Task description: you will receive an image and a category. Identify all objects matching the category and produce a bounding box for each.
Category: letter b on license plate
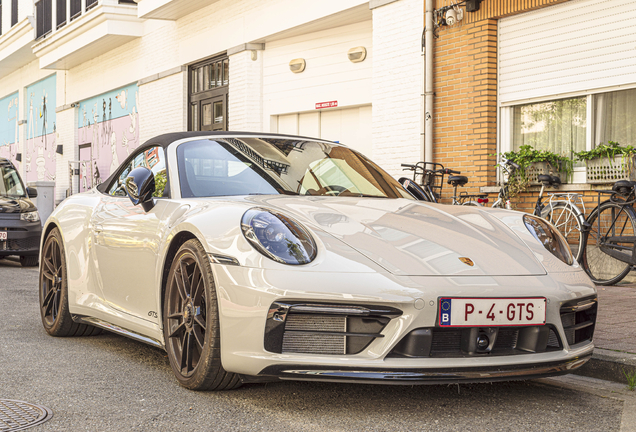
[439,297,546,327]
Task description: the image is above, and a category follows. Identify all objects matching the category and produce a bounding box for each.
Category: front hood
[250,196,545,276]
[0,196,36,214]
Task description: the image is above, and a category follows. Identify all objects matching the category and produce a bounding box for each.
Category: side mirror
[125,167,155,212]
[26,187,38,198]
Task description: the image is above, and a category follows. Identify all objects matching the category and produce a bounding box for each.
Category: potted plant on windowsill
[574,141,636,184]
[500,145,573,198]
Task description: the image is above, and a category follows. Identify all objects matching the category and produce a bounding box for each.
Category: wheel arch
[160,230,199,329]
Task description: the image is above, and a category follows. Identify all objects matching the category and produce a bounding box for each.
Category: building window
[11,0,17,26]
[512,97,587,159]
[0,1,3,35]
[70,0,81,20]
[35,0,52,39]
[594,88,636,148]
[86,0,97,11]
[188,56,229,132]
[56,0,65,28]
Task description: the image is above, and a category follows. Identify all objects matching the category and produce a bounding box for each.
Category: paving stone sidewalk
[595,284,636,354]
[575,283,636,383]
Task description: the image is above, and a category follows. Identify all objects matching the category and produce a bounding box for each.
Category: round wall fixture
[347,47,367,63]
[289,58,306,73]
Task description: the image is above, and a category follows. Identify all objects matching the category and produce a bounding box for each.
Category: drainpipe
[424,0,434,162]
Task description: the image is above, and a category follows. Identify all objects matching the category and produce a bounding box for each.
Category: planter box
[525,162,566,185]
[586,155,636,184]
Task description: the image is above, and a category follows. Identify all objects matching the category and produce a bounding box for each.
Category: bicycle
[581,180,636,285]
[400,162,486,205]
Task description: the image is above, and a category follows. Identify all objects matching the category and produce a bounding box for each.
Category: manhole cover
[0,399,52,431]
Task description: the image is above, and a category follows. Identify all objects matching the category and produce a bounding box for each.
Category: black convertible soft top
[96,131,330,194]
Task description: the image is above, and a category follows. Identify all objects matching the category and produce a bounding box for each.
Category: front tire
[163,239,241,391]
[39,228,102,336]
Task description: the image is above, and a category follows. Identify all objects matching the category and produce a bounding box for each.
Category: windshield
[0,159,26,197]
[177,138,413,199]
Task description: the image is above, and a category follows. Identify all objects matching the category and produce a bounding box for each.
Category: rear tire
[164,239,241,391]
[39,228,102,336]
[541,202,585,262]
[20,255,38,267]
[582,201,636,285]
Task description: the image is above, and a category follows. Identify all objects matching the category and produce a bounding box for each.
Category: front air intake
[560,296,597,346]
[265,302,401,355]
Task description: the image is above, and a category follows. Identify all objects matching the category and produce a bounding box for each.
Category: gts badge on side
[148,311,158,318]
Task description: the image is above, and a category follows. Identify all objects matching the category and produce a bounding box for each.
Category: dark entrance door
[189,56,228,131]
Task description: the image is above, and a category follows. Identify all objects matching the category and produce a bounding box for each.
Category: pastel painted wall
[77,83,140,192]
[0,92,19,167]
[24,74,57,183]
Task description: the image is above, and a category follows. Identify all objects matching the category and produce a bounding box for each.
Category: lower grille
[282,315,346,355]
[389,325,562,358]
[282,333,345,355]
[0,237,40,251]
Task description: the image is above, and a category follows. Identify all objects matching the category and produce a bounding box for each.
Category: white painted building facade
[0,0,425,205]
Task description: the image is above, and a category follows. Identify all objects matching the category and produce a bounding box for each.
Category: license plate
[0,232,6,241]
[439,297,546,327]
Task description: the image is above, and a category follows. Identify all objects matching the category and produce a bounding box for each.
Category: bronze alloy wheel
[39,228,101,337]
[164,239,241,390]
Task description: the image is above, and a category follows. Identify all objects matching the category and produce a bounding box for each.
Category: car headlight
[241,208,317,265]
[523,215,573,265]
[20,211,40,222]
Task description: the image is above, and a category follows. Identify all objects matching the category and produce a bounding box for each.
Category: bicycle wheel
[461,201,483,207]
[541,202,585,262]
[582,201,636,285]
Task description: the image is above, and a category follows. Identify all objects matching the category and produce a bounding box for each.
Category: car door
[90,145,169,322]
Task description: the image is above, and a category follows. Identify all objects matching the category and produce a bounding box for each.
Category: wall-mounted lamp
[56,145,64,155]
[289,58,306,73]
[16,153,22,162]
[347,47,367,63]
[17,119,27,125]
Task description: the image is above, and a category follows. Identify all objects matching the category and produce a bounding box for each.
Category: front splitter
[253,355,592,385]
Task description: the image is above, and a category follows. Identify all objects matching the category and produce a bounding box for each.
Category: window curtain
[512,97,587,158]
[595,88,636,147]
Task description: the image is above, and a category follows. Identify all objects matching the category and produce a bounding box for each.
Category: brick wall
[138,72,187,145]
[229,49,263,132]
[431,0,572,202]
[371,0,424,177]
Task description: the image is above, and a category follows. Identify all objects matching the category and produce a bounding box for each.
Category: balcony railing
[32,0,142,69]
[36,0,138,40]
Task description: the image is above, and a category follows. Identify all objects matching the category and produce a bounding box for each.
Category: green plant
[499,145,573,198]
[624,368,636,391]
[574,141,636,162]
[153,170,167,197]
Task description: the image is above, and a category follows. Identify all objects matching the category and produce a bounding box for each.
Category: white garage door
[276,106,372,158]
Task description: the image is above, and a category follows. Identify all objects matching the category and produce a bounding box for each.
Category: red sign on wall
[315,101,338,109]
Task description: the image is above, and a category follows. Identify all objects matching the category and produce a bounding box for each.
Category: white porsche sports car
[39,132,597,390]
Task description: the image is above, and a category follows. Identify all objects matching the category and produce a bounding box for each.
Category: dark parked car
[0,158,41,267]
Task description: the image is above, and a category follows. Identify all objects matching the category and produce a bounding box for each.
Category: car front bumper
[212,264,597,383]
[0,216,42,257]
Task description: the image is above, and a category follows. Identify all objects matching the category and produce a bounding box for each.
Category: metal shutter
[499,0,636,104]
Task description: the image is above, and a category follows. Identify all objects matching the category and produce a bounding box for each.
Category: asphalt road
[0,257,626,432]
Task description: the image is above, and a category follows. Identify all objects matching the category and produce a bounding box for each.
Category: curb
[573,348,636,384]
